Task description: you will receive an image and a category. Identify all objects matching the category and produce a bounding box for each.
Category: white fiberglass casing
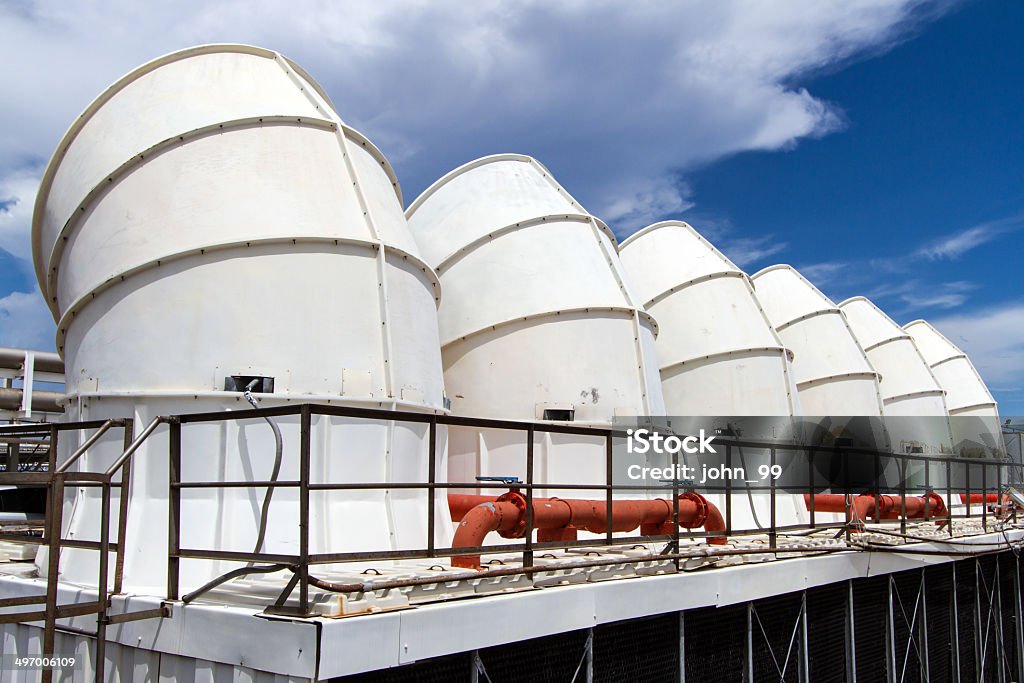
[619,221,805,529]
[904,320,1003,457]
[406,155,665,495]
[619,221,800,418]
[839,297,954,454]
[32,45,449,593]
[752,266,886,420]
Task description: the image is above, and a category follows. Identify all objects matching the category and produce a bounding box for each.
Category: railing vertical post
[427,416,436,558]
[114,418,134,594]
[982,464,988,529]
[672,436,680,567]
[299,404,312,614]
[873,452,882,524]
[899,454,907,535]
[96,474,111,682]
[524,425,534,569]
[41,470,64,683]
[997,461,1003,522]
[725,445,733,536]
[947,459,954,537]
[844,448,852,545]
[605,432,613,545]
[966,463,972,519]
[167,418,181,600]
[808,448,816,529]
[769,447,777,548]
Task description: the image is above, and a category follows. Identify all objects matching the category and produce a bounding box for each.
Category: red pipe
[449,491,727,570]
[803,493,947,524]
[959,493,1006,504]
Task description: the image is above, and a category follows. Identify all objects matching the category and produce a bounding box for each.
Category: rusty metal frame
[0,408,1019,673]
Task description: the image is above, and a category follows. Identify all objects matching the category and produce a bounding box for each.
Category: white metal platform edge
[1,526,1020,680]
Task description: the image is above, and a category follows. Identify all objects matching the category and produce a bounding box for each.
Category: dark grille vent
[750,593,802,682]
[854,575,889,681]
[956,558,978,682]
[684,604,746,682]
[977,555,999,682]
[593,613,678,683]
[478,629,589,683]
[999,552,1019,683]
[925,562,954,683]
[807,582,848,682]
[891,569,924,683]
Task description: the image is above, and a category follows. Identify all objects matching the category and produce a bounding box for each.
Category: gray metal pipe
[0,347,64,375]
[0,388,64,413]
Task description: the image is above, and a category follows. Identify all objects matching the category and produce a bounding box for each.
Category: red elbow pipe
[449,491,726,570]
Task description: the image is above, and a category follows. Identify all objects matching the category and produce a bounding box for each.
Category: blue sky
[1,0,1021,413]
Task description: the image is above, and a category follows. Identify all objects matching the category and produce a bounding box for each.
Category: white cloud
[721,236,788,268]
[0,0,949,233]
[931,303,1024,412]
[0,167,41,263]
[796,261,848,287]
[0,288,56,351]
[917,216,1022,260]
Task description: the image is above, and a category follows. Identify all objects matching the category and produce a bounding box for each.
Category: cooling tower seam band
[52,236,441,353]
[64,392,445,414]
[794,371,881,389]
[658,346,792,373]
[322,78,402,536]
[433,213,600,273]
[269,50,404,206]
[948,402,1000,415]
[41,115,404,313]
[883,389,948,402]
[31,44,330,297]
[772,307,845,332]
[861,335,916,353]
[618,221,742,274]
[929,353,971,368]
[439,306,659,350]
[405,154,619,245]
[641,270,749,309]
[329,108,397,401]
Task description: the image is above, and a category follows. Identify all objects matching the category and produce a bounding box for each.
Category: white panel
[752,265,885,419]
[407,155,663,422]
[619,221,800,417]
[905,319,1003,457]
[839,296,954,453]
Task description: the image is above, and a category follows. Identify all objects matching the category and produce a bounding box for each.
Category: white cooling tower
[619,221,800,417]
[619,221,804,529]
[406,154,664,491]
[839,297,953,454]
[905,319,1003,457]
[32,45,449,592]
[752,266,886,419]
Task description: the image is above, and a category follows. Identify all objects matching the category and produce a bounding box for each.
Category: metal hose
[244,381,283,566]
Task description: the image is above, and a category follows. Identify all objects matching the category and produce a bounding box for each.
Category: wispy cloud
[916,216,1023,260]
[787,214,1020,312]
[797,261,848,287]
[721,236,788,268]
[931,301,1024,413]
[0,167,41,263]
[0,288,55,351]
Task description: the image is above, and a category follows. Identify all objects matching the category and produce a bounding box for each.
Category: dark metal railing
[0,405,1018,681]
